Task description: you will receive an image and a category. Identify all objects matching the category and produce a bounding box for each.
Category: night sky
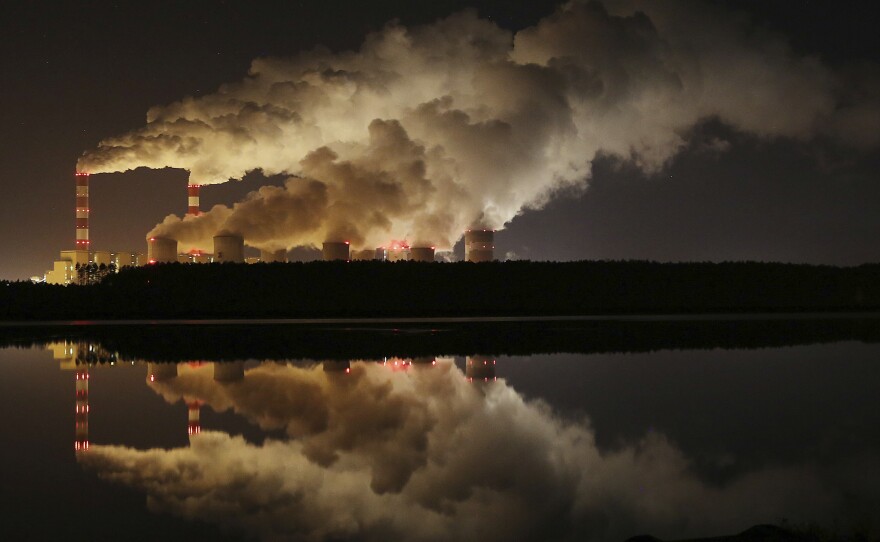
[2,0,878,280]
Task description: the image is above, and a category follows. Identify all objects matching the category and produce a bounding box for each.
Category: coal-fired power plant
[187,184,201,216]
[213,234,245,263]
[148,237,178,263]
[410,247,435,262]
[465,230,494,262]
[75,172,90,249]
[323,241,350,261]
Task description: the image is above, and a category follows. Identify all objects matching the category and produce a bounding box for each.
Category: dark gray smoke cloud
[77,361,877,541]
[80,1,879,251]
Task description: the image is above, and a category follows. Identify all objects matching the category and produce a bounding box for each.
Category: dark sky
[1,0,878,279]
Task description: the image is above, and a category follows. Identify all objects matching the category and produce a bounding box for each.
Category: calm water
[1,319,878,541]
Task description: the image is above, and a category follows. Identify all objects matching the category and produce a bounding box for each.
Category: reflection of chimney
[75,172,90,250]
[187,184,201,216]
[187,401,201,436]
[465,230,494,262]
[74,369,89,452]
[466,355,496,382]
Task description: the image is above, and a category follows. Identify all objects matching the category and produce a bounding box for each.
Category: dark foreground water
[1,317,878,541]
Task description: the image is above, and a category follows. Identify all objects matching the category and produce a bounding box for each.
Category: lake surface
[1,317,878,541]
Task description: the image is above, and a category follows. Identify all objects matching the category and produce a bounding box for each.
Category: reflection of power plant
[52,342,495,456]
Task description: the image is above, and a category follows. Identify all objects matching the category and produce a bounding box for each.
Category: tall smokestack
[75,172,90,250]
[465,230,494,262]
[187,184,201,216]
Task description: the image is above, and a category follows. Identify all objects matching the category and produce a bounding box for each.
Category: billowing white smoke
[77,361,872,541]
[79,1,879,251]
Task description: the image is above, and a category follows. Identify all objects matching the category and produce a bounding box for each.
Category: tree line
[2,260,879,320]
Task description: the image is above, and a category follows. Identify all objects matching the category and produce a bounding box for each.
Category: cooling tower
[410,247,435,262]
[75,172,90,249]
[260,248,287,263]
[214,234,244,263]
[351,249,376,261]
[147,237,178,263]
[374,248,387,261]
[187,184,201,216]
[322,241,350,261]
[465,230,494,262]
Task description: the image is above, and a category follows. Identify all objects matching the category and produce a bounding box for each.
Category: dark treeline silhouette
[2,316,879,362]
[2,260,880,320]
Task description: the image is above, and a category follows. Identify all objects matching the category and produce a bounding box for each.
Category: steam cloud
[79,0,880,251]
[77,361,876,541]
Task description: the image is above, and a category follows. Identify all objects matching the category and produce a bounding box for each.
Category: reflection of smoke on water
[77,362,872,541]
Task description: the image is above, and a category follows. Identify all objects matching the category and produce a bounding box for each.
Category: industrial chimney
[465,230,494,262]
[322,241,350,261]
[187,184,201,216]
[75,172,90,250]
[410,247,435,262]
[214,234,245,263]
[147,237,178,263]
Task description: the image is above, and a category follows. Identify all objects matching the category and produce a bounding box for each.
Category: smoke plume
[77,360,876,541]
[80,1,879,251]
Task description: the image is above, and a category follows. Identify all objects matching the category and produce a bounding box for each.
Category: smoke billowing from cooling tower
[79,1,880,252]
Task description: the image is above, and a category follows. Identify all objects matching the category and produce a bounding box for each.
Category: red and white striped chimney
[75,172,90,249]
[187,184,201,216]
[74,369,89,452]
